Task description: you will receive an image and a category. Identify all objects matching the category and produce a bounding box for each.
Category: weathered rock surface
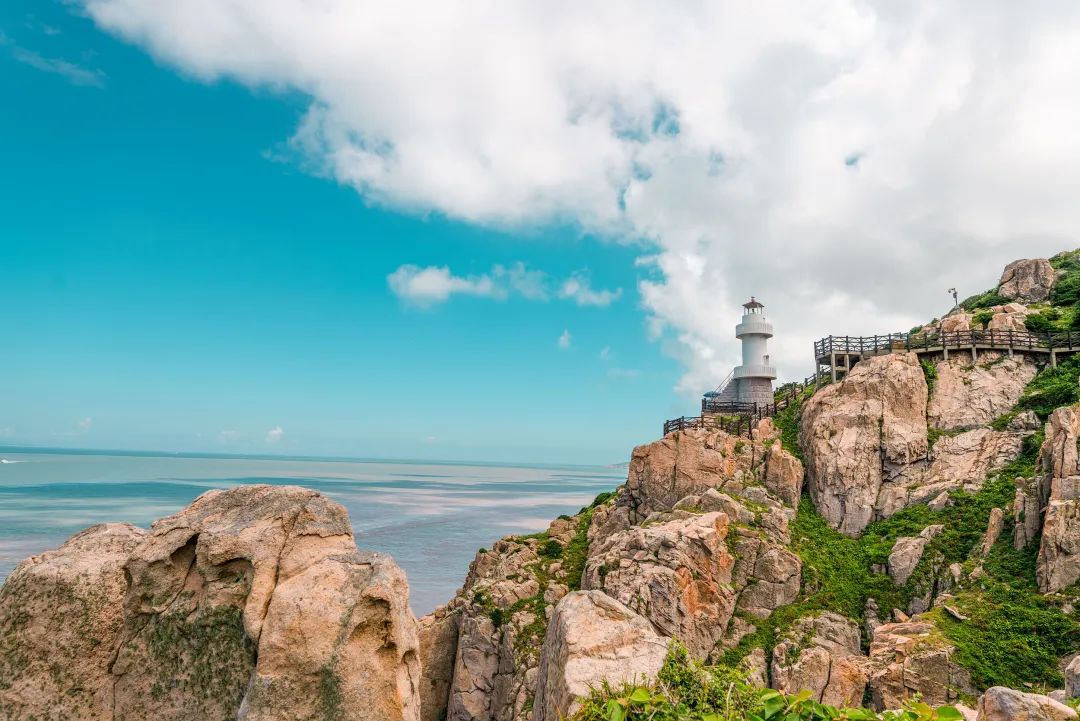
[975,508,1005,557]
[866,619,974,711]
[770,612,867,708]
[800,353,929,535]
[976,686,1078,721]
[533,591,668,721]
[878,429,1023,519]
[887,525,944,586]
[1065,655,1080,699]
[583,512,737,659]
[928,353,1037,431]
[0,485,422,721]
[443,510,587,721]
[629,420,803,522]
[1036,406,1080,592]
[998,258,1056,303]
[0,523,147,720]
[420,607,462,721]
[941,312,974,333]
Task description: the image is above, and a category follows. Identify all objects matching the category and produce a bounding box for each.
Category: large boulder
[927,353,1037,431]
[582,512,737,659]
[887,525,944,586]
[533,591,668,721]
[1037,407,1080,593]
[0,485,422,721]
[976,686,1077,721]
[800,353,930,535]
[0,523,147,720]
[770,612,868,708]
[997,259,1056,304]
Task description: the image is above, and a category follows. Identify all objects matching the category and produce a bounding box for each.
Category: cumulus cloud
[265,426,284,444]
[76,417,93,432]
[80,0,1080,393]
[387,265,501,307]
[557,329,572,349]
[387,262,619,308]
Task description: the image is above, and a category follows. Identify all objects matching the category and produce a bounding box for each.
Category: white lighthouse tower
[732,297,777,405]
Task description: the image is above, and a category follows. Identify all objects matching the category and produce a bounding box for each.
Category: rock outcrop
[0,485,421,721]
[998,258,1056,303]
[626,420,803,523]
[1037,406,1080,593]
[866,619,974,711]
[1065,655,1080,699]
[800,353,929,535]
[928,354,1037,431]
[439,510,589,721]
[533,591,668,721]
[770,612,867,707]
[582,512,737,659]
[0,523,147,720]
[802,352,1029,535]
[976,686,1078,721]
[887,525,944,586]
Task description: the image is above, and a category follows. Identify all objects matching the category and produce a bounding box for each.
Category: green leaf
[934,708,964,721]
[628,688,652,704]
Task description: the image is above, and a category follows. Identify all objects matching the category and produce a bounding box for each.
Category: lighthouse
[732,297,777,405]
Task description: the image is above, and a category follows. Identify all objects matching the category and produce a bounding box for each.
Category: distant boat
[0,458,21,464]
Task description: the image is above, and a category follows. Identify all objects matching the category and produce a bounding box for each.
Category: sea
[0,447,625,615]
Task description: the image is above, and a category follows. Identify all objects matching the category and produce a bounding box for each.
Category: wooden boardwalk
[663,327,1080,437]
[814,328,1080,382]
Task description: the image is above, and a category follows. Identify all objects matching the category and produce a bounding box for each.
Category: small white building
[710,297,777,406]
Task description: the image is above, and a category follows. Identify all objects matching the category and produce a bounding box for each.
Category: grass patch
[921,359,938,394]
[935,583,1078,690]
[1014,354,1080,418]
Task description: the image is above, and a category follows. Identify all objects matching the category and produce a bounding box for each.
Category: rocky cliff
[0,485,420,721]
[2,254,1079,721]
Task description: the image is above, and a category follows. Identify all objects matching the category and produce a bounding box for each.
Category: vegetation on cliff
[574,645,964,721]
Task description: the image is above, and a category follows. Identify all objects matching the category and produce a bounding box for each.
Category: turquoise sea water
[0,447,623,614]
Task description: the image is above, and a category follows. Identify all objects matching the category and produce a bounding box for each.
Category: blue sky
[4,1,1077,463]
[0,0,690,464]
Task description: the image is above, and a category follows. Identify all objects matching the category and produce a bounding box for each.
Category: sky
[2,1,1079,464]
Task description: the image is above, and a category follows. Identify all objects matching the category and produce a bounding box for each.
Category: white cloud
[557,329,572,349]
[76,417,92,432]
[218,429,240,443]
[265,426,284,444]
[558,274,622,307]
[0,33,105,87]
[387,265,501,307]
[388,262,621,309]
[495,262,550,301]
[80,0,1080,393]
[599,346,611,359]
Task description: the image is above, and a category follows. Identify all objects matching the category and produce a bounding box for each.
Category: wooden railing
[668,373,823,438]
[814,328,1080,360]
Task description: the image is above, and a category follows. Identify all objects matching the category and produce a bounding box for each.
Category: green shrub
[972,310,994,328]
[920,359,938,394]
[571,643,964,721]
[1052,272,1080,306]
[1025,309,1062,334]
[959,290,1010,311]
[539,539,563,559]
